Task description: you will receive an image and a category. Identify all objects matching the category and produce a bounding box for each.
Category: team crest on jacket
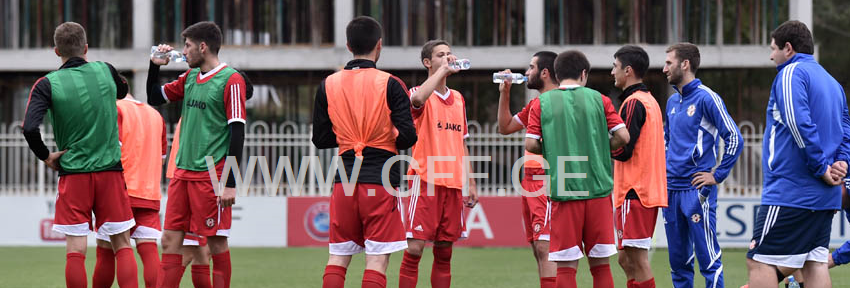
[205,217,215,228]
[687,104,696,117]
[690,213,701,223]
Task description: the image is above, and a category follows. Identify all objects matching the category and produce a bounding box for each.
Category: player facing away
[746,20,850,288]
[398,40,480,288]
[662,43,743,288]
[22,22,139,288]
[609,45,667,288]
[525,50,629,288]
[92,92,167,288]
[311,16,418,288]
[146,21,247,288]
[495,51,559,288]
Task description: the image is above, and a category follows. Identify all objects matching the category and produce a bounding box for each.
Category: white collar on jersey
[433,87,451,100]
[199,62,227,80]
[558,84,581,89]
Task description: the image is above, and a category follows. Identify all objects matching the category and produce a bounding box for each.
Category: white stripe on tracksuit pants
[662,186,724,288]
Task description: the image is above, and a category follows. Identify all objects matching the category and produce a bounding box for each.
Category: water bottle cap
[789,276,795,281]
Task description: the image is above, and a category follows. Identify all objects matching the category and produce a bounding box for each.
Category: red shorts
[615,198,659,250]
[329,182,407,255]
[183,233,207,247]
[163,178,231,237]
[96,206,162,241]
[549,196,617,262]
[53,171,135,236]
[521,168,551,243]
[405,177,467,242]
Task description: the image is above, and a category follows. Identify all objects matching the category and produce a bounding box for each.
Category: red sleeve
[515,102,531,128]
[223,72,248,124]
[161,119,168,157]
[409,86,425,119]
[601,95,625,132]
[116,105,124,141]
[526,99,542,139]
[162,70,190,102]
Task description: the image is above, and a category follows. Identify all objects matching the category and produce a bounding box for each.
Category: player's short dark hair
[53,22,87,58]
[182,21,223,55]
[771,20,814,55]
[614,45,650,78]
[554,50,590,82]
[666,43,701,72]
[346,16,383,56]
[420,39,451,63]
[533,51,558,83]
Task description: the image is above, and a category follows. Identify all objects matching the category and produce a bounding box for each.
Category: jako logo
[304,202,330,241]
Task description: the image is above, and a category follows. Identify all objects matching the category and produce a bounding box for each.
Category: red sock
[157,253,184,288]
[634,278,655,288]
[627,279,636,288]
[92,246,116,288]
[322,265,347,288]
[66,252,88,288]
[541,276,556,288]
[212,251,231,288]
[136,243,160,288]
[115,248,139,288]
[556,267,577,288]
[191,265,213,288]
[362,269,387,288]
[398,252,421,288]
[589,264,614,288]
[431,246,452,288]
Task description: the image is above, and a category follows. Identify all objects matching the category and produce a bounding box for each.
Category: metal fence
[0,120,764,197]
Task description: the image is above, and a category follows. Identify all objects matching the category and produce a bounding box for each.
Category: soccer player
[92,92,167,288]
[662,42,743,288]
[496,51,559,288]
[746,20,850,288]
[398,39,480,288]
[525,50,629,288]
[146,21,247,288]
[22,22,138,288]
[610,45,667,288]
[311,16,417,288]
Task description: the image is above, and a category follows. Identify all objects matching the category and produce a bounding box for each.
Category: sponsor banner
[0,196,287,247]
[286,196,850,248]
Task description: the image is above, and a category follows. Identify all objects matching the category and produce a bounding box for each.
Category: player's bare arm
[410,55,459,107]
[610,128,629,150]
[526,138,542,155]
[497,69,524,135]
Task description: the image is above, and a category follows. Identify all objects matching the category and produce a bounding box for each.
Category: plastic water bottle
[449,59,471,70]
[493,72,527,84]
[787,276,800,288]
[150,46,186,63]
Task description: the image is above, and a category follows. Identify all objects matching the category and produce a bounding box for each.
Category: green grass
[1,247,849,287]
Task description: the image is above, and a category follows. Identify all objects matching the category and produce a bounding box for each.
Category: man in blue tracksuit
[662,43,743,288]
[746,20,850,288]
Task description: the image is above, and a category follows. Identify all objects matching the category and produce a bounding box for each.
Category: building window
[1,0,133,49]
[355,0,524,46]
[153,0,334,46]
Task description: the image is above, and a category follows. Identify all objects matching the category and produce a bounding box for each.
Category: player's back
[324,68,398,156]
[45,61,121,172]
[763,54,846,210]
[117,99,166,200]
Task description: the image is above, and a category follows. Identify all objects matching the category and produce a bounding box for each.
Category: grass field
[1,247,849,287]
